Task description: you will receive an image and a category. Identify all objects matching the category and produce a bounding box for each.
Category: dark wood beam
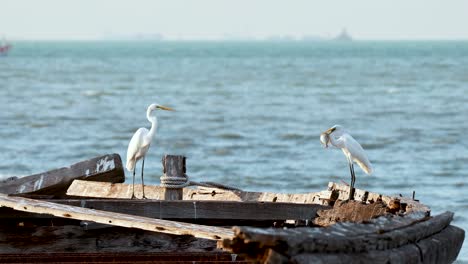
[0,199,328,221]
[0,154,125,196]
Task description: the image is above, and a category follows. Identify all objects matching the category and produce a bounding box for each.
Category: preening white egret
[320,125,373,200]
[126,103,174,199]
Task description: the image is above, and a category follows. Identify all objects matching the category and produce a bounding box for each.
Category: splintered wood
[311,183,431,227]
[313,200,388,227]
[0,194,233,240]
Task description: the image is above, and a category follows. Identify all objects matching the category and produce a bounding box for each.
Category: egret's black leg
[131,168,136,199]
[348,162,354,187]
[141,158,147,199]
[348,162,356,200]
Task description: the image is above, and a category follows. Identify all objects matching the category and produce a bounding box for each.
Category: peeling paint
[18,185,26,193]
[33,175,45,191]
[95,156,115,173]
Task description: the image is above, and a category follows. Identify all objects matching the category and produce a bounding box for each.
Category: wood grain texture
[0,225,219,254]
[162,155,186,200]
[66,180,332,204]
[0,199,328,221]
[313,200,388,226]
[0,252,249,264]
[0,194,233,240]
[0,154,124,196]
[288,225,464,264]
[224,211,454,256]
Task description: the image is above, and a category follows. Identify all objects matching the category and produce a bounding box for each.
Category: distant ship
[0,38,12,55]
[334,28,353,42]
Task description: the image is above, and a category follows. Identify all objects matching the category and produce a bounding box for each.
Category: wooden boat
[0,154,464,263]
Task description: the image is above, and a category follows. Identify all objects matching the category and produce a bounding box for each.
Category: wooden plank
[0,224,218,254]
[0,193,233,240]
[67,180,163,199]
[187,188,333,205]
[0,154,125,196]
[0,200,327,221]
[67,180,332,204]
[0,253,249,264]
[0,199,327,221]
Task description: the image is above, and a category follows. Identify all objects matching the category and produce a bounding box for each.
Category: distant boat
[0,38,12,55]
[334,28,353,42]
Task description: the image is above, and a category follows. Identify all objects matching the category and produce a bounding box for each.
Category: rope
[160,175,191,188]
[159,174,242,191]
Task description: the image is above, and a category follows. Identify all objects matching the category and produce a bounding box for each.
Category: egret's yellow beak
[157,105,175,111]
[323,127,336,135]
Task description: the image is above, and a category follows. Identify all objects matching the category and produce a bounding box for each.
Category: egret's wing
[126,128,148,171]
[342,134,373,175]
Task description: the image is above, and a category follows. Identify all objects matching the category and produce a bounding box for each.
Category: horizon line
[5,37,468,42]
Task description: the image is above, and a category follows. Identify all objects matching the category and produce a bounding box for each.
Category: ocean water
[1,41,467,261]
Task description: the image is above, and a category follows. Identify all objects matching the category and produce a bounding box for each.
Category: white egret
[320,125,373,200]
[126,103,174,199]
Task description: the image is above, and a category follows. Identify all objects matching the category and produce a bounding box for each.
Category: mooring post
[161,155,186,200]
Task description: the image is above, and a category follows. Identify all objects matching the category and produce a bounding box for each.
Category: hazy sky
[1,0,468,40]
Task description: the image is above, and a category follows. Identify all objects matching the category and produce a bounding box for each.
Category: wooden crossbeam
[0,193,233,240]
[0,199,328,221]
[67,180,332,205]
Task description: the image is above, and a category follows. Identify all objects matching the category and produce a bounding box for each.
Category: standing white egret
[320,125,373,200]
[126,103,174,199]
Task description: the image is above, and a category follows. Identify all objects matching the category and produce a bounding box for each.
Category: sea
[1,40,467,261]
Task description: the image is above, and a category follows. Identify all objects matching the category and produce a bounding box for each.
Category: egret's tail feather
[356,159,373,175]
[126,160,135,172]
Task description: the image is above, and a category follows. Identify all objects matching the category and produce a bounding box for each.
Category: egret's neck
[147,109,158,138]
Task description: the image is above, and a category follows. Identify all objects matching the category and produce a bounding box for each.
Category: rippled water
[1,41,467,261]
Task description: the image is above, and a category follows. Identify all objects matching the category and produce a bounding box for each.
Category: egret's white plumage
[126,128,152,171]
[126,103,174,199]
[321,125,373,199]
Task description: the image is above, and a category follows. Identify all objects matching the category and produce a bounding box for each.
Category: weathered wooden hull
[222,212,464,264]
[0,154,463,263]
